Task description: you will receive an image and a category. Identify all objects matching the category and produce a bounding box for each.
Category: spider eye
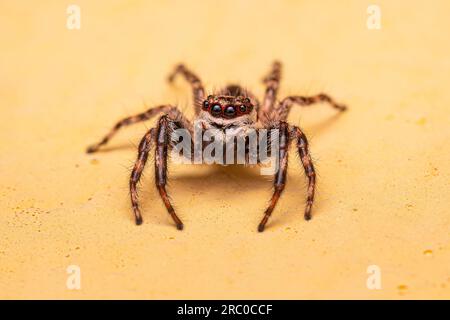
[211,104,222,115]
[243,98,251,104]
[203,100,209,109]
[224,106,236,117]
[239,105,246,113]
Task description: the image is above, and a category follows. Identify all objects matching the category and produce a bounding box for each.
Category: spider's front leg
[130,128,156,225]
[258,121,290,232]
[258,123,317,231]
[129,108,191,228]
[154,115,184,230]
[292,126,316,221]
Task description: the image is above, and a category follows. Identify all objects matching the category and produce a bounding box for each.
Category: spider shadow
[166,162,327,231]
[171,163,268,184]
[138,164,272,229]
[295,110,345,137]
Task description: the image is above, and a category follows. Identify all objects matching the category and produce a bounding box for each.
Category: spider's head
[201,95,254,120]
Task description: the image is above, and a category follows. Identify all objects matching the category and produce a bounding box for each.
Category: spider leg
[154,115,185,230]
[168,63,205,114]
[258,122,290,232]
[291,126,316,220]
[129,108,191,228]
[130,127,156,225]
[276,94,347,121]
[86,104,175,153]
[259,61,282,122]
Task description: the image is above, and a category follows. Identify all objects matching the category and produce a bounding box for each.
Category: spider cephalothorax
[87,62,347,232]
[202,95,254,119]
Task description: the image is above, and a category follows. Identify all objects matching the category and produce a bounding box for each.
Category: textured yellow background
[0,0,449,299]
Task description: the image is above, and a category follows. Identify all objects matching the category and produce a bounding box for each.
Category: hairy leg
[276,94,347,121]
[86,104,175,153]
[154,115,184,230]
[168,63,205,114]
[129,128,156,225]
[129,111,192,227]
[259,61,282,122]
[291,126,316,220]
[258,122,290,232]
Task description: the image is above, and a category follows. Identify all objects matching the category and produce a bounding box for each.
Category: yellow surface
[0,0,449,299]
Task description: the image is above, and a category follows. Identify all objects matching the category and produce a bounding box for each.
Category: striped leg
[258,122,290,232]
[155,115,184,230]
[130,128,156,225]
[168,64,205,114]
[292,126,316,220]
[276,94,347,121]
[259,61,282,121]
[86,105,175,153]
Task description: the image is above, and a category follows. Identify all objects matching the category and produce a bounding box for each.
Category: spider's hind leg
[168,64,205,115]
[86,104,174,153]
[276,94,347,121]
[260,61,282,121]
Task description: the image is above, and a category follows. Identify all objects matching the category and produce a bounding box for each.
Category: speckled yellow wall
[0,0,449,299]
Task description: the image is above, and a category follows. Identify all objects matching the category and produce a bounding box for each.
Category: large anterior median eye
[211,104,222,115]
[224,106,236,117]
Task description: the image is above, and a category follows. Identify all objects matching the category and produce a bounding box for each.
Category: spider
[86,61,347,232]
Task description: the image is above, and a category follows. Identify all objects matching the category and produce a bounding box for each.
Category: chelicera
[87,61,347,232]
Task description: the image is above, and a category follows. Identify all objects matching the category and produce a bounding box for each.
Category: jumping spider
[87,61,346,232]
